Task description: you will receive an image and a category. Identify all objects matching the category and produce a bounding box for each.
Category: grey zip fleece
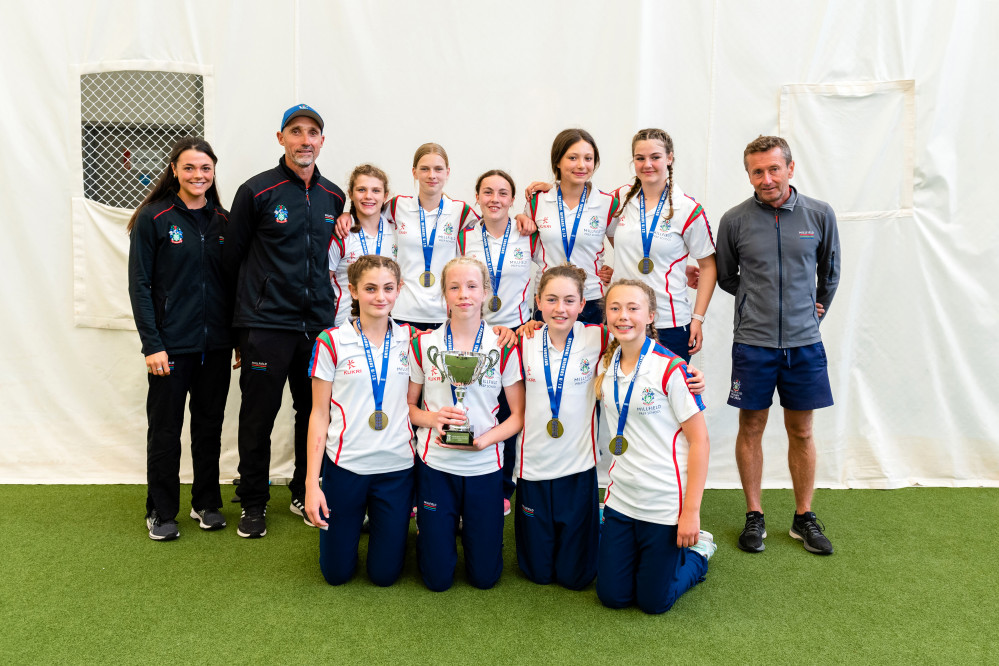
[716,188,840,349]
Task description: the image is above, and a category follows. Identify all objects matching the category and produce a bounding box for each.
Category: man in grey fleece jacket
[716,136,840,556]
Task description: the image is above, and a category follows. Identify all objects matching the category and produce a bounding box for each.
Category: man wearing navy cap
[223,104,346,538]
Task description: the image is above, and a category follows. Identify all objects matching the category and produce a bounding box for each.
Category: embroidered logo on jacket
[274,205,289,223]
[168,225,183,244]
[251,361,267,372]
[324,213,335,223]
[799,230,816,239]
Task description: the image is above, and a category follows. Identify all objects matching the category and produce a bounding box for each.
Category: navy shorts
[656,325,691,363]
[727,342,833,411]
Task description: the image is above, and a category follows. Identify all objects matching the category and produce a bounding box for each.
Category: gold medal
[420,271,435,288]
[608,435,629,456]
[488,295,502,312]
[546,418,564,438]
[369,410,388,431]
[638,257,654,274]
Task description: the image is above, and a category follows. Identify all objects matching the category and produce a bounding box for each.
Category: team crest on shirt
[659,219,672,233]
[168,225,183,244]
[637,386,661,414]
[513,248,525,260]
[588,216,600,229]
[579,358,590,375]
[442,220,454,235]
[399,351,408,365]
[730,378,742,401]
[484,367,497,380]
[642,387,655,405]
[274,205,289,223]
[392,244,398,258]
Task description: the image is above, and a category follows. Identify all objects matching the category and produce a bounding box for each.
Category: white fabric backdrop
[2,0,997,487]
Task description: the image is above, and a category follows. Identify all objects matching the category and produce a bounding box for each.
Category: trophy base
[442,427,474,446]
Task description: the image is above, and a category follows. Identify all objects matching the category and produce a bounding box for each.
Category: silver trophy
[426,346,501,446]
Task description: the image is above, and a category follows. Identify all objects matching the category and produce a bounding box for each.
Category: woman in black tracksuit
[128,137,234,541]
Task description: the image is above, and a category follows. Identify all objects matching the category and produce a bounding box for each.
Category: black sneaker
[790,511,834,555]
[190,507,227,531]
[290,497,315,528]
[237,506,267,538]
[146,510,179,541]
[738,511,767,552]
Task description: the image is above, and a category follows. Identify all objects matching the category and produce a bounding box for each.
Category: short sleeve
[499,345,524,387]
[409,332,426,385]
[681,204,716,260]
[663,360,705,424]
[328,234,344,270]
[311,330,338,381]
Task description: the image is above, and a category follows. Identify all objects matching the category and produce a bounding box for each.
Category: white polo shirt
[599,342,706,525]
[458,220,540,328]
[309,320,415,475]
[409,323,523,476]
[518,321,609,481]
[327,215,398,326]
[607,183,715,328]
[525,187,618,302]
[387,194,478,323]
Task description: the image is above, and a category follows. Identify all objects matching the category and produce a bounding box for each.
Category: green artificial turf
[2,485,997,664]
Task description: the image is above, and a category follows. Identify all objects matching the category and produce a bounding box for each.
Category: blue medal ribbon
[357,216,384,256]
[639,187,669,262]
[480,219,511,306]
[612,337,653,439]
[555,184,588,261]
[356,320,393,416]
[542,325,574,422]
[444,320,485,405]
[419,197,445,275]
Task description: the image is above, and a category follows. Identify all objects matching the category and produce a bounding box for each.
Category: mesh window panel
[81,71,204,209]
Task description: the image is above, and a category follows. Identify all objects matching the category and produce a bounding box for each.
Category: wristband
[691,313,705,323]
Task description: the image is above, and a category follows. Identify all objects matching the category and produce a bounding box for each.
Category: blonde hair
[440,256,492,317]
[413,142,449,169]
[594,279,660,399]
[619,128,674,221]
[347,256,402,318]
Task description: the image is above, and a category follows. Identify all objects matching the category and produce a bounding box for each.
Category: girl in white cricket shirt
[459,169,541,513]
[595,279,716,614]
[328,164,398,326]
[519,129,617,324]
[388,143,478,331]
[305,256,415,587]
[607,129,717,362]
[408,256,525,592]
[516,264,607,589]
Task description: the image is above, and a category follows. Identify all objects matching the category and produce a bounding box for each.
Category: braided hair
[618,128,674,221]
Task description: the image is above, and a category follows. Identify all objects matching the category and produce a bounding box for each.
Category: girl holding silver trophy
[407,256,525,592]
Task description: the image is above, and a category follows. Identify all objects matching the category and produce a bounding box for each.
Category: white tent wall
[1,0,996,487]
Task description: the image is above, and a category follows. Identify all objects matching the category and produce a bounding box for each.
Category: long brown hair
[619,128,674,220]
[126,137,220,234]
[595,280,660,399]
[550,128,600,182]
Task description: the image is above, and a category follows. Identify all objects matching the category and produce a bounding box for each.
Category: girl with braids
[407,256,525,591]
[607,128,717,362]
[305,256,416,586]
[128,137,234,541]
[595,279,715,614]
[327,164,397,325]
[515,264,607,589]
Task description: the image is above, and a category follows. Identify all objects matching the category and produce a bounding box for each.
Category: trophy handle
[478,349,501,385]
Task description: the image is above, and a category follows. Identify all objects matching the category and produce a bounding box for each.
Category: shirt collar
[752,185,798,212]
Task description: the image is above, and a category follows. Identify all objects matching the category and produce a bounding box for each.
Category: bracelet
[691,313,705,323]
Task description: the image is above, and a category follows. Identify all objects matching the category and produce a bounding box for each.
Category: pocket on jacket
[253,274,272,313]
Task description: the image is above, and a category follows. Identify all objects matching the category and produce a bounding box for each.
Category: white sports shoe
[688,530,717,561]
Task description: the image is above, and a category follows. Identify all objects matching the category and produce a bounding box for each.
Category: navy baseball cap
[280,104,324,132]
